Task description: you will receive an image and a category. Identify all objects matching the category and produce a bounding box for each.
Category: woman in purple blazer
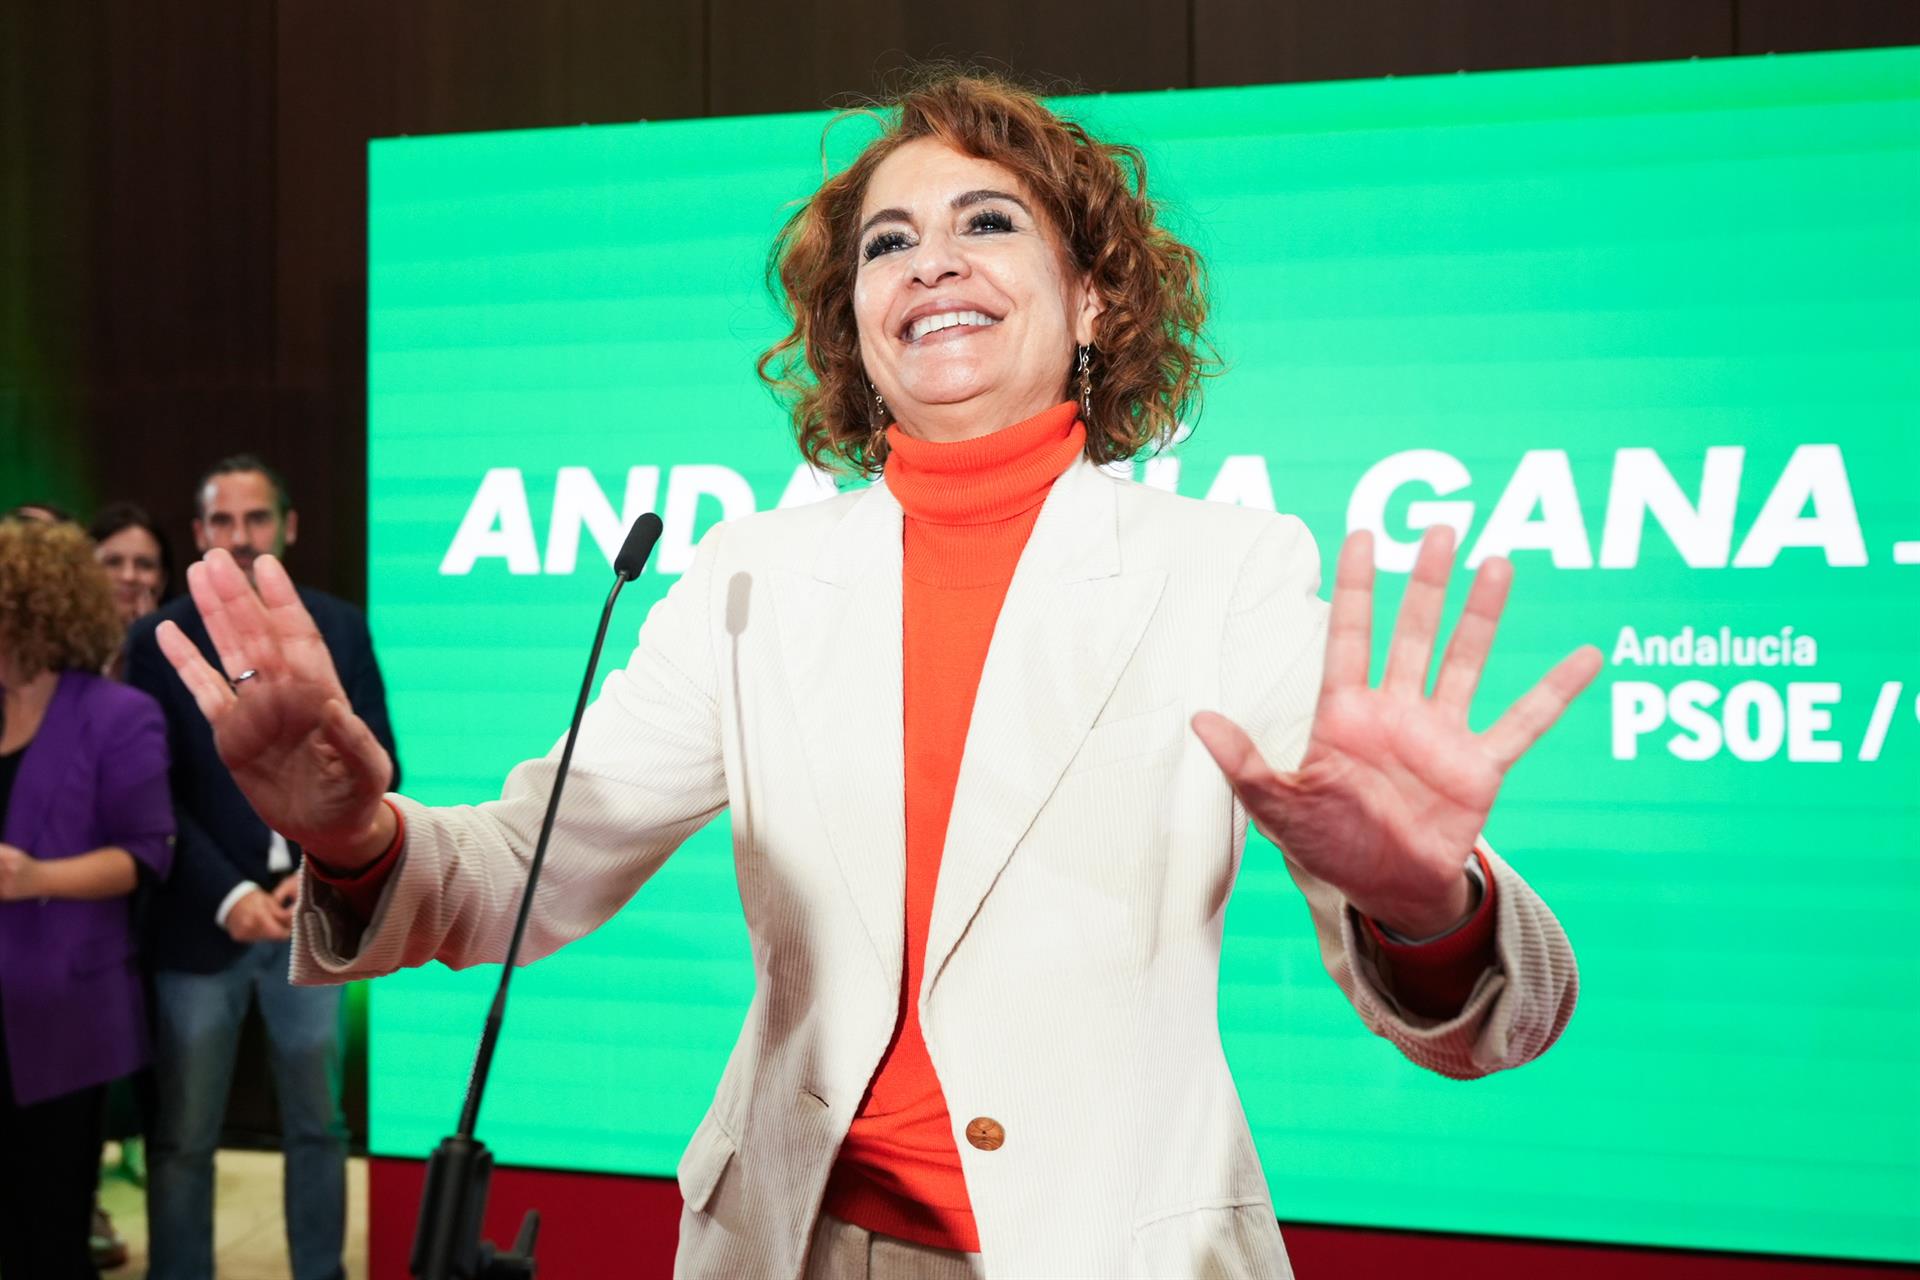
[0,518,174,1279]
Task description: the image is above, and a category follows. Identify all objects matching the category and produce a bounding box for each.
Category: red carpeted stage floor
[367,1157,1910,1278]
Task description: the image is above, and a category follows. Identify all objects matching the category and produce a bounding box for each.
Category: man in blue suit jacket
[127,455,399,1280]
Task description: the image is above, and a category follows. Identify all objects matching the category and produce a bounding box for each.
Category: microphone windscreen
[614,513,665,581]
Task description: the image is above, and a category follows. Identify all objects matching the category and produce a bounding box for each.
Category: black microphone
[411,512,666,1280]
[615,512,664,582]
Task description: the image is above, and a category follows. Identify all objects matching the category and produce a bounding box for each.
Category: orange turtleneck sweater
[820,401,1087,1251]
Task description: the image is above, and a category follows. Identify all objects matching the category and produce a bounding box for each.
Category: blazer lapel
[771,483,906,989]
[4,670,86,853]
[923,462,1166,997]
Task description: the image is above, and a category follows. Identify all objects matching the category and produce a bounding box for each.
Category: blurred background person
[4,502,76,525]
[0,517,174,1279]
[126,455,397,1280]
[85,503,178,1263]
[90,503,177,629]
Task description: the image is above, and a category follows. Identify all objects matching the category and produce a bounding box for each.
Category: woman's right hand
[158,549,397,870]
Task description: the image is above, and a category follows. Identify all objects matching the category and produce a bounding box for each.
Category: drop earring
[1077,345,1093,425]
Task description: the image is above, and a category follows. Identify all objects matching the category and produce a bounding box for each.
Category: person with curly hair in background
[0,518,174,1279]
[158,72,1600,1277]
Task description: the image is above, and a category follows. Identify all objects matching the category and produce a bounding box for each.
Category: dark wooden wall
[4,0,1917,605]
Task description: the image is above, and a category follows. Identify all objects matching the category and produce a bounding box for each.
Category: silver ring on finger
[230,668,259,692]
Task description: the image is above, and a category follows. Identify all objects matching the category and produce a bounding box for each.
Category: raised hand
[157,549,396,870]
[1194,526,1602,938]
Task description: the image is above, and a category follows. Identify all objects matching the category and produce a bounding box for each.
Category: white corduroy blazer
[294,458,1578,1279]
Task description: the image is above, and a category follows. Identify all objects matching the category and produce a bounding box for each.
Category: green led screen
[367,48,1920,1264]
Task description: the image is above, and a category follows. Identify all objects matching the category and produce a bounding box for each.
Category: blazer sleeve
[1218,515,1579,1081]
[292,526,730,984]
[94,688,176,882]
[125,620,255,917]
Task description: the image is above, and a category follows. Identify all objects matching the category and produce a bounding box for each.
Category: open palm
[1195,526,1602,938]
[157,549,393,857]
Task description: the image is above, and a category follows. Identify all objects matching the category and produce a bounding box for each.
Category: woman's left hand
[0,843,42,902]
[1194,525,1602,938]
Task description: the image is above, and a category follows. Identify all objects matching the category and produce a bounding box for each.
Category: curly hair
[0,518,123,678]
[758,70,1216,476]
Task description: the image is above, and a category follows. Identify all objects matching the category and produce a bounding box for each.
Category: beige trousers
[803,1214,988,1280]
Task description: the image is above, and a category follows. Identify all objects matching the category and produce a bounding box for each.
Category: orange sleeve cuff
[304,799,406,922]
[1361,848,1499,1020]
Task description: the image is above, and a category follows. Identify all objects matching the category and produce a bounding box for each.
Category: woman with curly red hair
[759,74,1212,475]
[0,518,174,1278]
[159,71,1599,1278]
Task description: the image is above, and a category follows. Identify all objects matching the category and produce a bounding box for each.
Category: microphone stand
[411,514,664,1280]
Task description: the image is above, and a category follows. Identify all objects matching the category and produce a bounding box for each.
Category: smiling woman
[157,67,1597,1280]
[757,74,1214,472]
[89,503,177,628]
